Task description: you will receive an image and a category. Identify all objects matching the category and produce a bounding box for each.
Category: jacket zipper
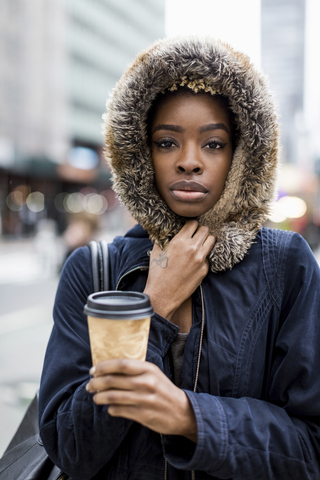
[115,265,148,290]
[115,267,204,480]
[164,284,205,480]
[54,473,68,480]
[193,284,205,394]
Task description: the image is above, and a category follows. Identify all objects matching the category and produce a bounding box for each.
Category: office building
[261,0,306,163]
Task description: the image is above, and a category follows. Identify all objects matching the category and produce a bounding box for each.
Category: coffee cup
[84,291,153,365]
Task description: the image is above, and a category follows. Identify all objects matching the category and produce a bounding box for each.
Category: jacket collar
[112,224,152,288]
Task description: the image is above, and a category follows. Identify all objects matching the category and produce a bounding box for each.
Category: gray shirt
[170,332,189,388]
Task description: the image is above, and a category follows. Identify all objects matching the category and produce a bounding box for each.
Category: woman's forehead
[150,90,232,132]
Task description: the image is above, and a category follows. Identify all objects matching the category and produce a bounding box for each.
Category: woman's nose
[175,146,203,174]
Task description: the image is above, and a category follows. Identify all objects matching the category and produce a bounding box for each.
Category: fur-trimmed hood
[103,36,279,272]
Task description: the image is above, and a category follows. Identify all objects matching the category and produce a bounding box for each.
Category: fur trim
[103,36,279,272]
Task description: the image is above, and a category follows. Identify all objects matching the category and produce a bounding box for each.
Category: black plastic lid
[84,291,153,320]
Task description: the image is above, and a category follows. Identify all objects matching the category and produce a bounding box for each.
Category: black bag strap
[89,240,99,292]
[89,240,109,292]
[99,240,109,292]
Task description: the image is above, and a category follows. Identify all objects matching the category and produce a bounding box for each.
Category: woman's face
[151,92,233,218]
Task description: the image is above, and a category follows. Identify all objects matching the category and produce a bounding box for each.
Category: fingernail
[86,383,90,391]
[90,366,96,376]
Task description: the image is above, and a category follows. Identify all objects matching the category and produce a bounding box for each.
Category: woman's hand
[144,220,215,320]
[86,359,197,442]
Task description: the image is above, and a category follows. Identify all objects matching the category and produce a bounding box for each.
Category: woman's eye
[153,140,175,148]
[205,141,227,150]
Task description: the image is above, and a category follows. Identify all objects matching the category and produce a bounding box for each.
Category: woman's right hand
[143,220,215,320]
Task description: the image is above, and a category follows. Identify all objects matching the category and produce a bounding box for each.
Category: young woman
[38,37,320,479]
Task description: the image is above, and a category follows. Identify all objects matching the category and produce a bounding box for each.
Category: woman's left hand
[86,359,197,442]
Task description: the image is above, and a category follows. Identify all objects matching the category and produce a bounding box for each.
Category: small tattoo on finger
[150,251,169,269]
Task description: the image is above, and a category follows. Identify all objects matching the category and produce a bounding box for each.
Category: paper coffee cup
[84,291,153,365]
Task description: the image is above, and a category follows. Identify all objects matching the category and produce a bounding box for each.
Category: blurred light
[12,190,24,206]
[64,193,85,213]
[12,185,29,206]
[268,196,307,223]
[6,192,22,211]
[26,192,45,212]
[67,147,99,170]
[101,189,118,210]
[54,192,69,213]
[268,202,287,223]
[277,196,307,219]
[80,186,96,195]
[85,194,108,215]
[6,185,31,211]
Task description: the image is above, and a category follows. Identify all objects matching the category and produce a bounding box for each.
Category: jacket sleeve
[38,247,133,479]
[162,233,320,479]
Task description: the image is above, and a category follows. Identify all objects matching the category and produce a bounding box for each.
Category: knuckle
[106,391,118,403]
[195,253,204,266]
[93,392,104,404]
[189,244,198,255]
[107,405,116,415]
[145,393,157,411]
[108,405,122,417]
[147,375,157,391]
[201,263,209,276]
[146,361,157,372]
[119,358,131,372]
[142,373,157,392]
[90,379,100,391]
[97,360,109,374]
[104,376,113,389]
[200,225,210,235]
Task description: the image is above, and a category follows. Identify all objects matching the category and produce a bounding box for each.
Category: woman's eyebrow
[199,123,229,134]
[152,124,184,134]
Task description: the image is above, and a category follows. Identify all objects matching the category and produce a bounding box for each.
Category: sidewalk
[0,238,59,455]
[0,304,54,456]
[0,236,61,285]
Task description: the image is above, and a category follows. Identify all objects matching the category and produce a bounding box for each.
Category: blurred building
[0,0,68,167]
[0,0,165,236]
[66,0,164,149]
[261,0,306,164]
[261,0,320,249]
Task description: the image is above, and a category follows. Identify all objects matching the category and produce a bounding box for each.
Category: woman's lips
[169,180,208,202]
[170,190,207,201]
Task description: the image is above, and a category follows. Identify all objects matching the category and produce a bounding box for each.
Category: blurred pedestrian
[61,211,99,267]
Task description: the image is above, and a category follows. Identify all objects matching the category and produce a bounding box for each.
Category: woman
[38,37,320,479]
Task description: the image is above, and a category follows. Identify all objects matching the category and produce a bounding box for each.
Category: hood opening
[103,36,279,272]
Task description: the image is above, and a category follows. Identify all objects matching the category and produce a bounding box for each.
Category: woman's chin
[169,205,212,218]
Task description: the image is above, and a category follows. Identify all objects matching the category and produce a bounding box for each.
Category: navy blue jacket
[39,225,320,479]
